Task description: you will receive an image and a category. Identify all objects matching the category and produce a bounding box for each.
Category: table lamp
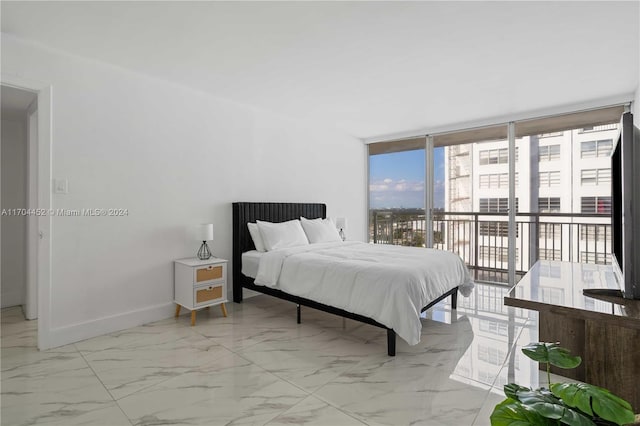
[335,217,347,241]
[197,224,214,260]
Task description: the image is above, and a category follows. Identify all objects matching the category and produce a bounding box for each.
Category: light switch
[54,179,68,194]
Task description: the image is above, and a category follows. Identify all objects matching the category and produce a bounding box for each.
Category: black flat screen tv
[611,112,640,300]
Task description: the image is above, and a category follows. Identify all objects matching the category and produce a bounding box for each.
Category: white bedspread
[254,241,473,345]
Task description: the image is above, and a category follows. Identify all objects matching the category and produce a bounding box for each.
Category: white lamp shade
[335,217,347,230]
[198,224,214,241]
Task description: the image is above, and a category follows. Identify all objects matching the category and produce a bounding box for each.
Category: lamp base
[197,241,212,260]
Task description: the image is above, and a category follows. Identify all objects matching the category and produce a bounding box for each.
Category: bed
[232,202,472,356]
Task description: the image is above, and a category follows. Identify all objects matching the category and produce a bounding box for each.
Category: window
[539,132,563,138]
[479,198,518,213]
[539,248,561,261]
[538,197,561,213]
[479,222,512,237]
[479,173,514,189]
[479,147,519,165]
[580,225,611,242]
[580,252,610,265]
[539,171,561,187]
[581,168,611,186]
[579,124,618,133]
[480,246,518,263]
[539,223,561,239]
[539,144,561,161]
[581,196,612,214]
[581,139,613,158]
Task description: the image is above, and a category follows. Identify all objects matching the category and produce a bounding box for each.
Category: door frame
[1,74,53,350]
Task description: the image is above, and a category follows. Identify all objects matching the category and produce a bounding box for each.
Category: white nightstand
[174,257,228,326]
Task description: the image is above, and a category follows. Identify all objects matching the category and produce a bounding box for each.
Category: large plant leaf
[490,398,555,426]
[522,342,582,369]
[504,383,531,401]
[514,388,595,426]
[551,383,635,426]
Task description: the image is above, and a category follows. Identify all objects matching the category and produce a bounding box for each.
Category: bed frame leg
[297,304,301,324]
[451,290,458,310]
[233,286,243,303]
[387,329,396,356]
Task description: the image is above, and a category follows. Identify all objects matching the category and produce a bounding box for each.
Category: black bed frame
[232,202,458,356]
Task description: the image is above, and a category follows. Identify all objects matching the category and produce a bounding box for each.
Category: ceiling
[1,85,36,120]
[1,1,638,139]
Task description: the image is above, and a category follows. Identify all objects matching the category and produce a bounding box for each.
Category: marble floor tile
[266,395,366,426]
[82,331,235,400]
[237,327,381,393]
[1,355,130,426]
[116,353,308,426]
[1,281,541,426]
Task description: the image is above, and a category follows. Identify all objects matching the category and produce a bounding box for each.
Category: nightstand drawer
[195,265,224,284]
[194,284,224,306]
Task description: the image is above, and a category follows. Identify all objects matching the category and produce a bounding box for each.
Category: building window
[539,171,561,187]
[479,173,517,189]
[479,198,518,213]
[580,252,610,265]
[538,197,561,213]
[580,139,613,158]
[539,223,561,239]
[479,221,517,237]
[480,246,517,263]
[539,144,561,161]
[581,196,611,214]
[581,168,611,186]
[579,124,618,133]
[580,225,611,242]
[539,248,561,261]
[479,147,519,165]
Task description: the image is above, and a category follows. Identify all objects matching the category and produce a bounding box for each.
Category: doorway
[1,78,52,350]
[1,85,37,325]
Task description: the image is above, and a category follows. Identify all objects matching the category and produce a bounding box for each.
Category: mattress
[251,241,473,346]
[241,250,264,278]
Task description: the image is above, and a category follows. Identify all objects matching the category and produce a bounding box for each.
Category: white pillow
[300,217,342,244]
[257,219,309,251]
[247,222,266,252]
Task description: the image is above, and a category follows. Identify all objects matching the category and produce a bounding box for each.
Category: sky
[369,147,445,209]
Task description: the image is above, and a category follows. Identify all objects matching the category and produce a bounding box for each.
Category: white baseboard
[44,302,176,349]
[1,290,24,309]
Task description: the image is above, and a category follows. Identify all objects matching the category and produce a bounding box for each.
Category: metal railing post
[474,213,479,280]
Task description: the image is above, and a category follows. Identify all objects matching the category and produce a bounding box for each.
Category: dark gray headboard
[231,202,327,302]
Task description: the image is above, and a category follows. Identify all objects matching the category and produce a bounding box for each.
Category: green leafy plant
[490,342,636,426]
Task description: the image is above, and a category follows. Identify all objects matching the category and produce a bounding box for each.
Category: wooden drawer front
[196,265,223,283]
[195,285,223,305]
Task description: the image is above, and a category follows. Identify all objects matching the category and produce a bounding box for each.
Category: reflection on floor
[2,283,558,426]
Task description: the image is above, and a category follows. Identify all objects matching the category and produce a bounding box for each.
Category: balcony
[369,209,612,284]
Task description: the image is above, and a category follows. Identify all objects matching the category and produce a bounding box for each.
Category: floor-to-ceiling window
[367,105,626,286]
[368,138,426,246]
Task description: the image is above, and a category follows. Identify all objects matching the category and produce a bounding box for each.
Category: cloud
[370,178,424,193]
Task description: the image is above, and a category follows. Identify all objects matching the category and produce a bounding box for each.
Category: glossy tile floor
[1,283,554,426]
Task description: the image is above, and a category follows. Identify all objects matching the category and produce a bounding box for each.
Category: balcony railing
[370,209,612,284]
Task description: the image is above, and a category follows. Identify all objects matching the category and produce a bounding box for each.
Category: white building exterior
[443,123,618,276]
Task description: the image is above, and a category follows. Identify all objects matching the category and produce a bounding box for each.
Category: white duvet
[254,241,473,345]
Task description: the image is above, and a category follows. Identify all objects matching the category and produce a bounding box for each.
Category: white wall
[1,118,27,308]
[1,35,366,347]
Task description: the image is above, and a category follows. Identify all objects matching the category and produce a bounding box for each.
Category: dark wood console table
[504,260,640,413]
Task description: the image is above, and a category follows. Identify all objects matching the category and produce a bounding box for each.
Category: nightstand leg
[191,310,196,326]
[175,304,181,318]
[220,303,227,317]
